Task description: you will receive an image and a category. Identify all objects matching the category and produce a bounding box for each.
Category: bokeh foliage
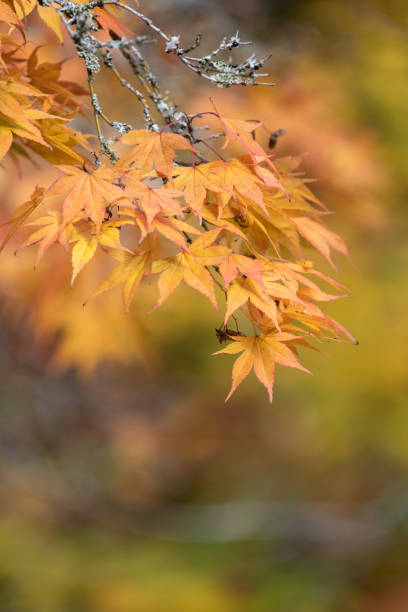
[0,0,408,610]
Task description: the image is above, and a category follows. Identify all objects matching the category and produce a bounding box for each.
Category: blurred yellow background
[0,1,408,610]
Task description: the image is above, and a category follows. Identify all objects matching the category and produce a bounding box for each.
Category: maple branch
[46,0,274,148]
[101,1,274,87]
[105,58,153,130]
[87,72,117,162]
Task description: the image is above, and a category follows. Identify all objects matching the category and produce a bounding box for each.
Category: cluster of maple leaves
[0,0,354,401]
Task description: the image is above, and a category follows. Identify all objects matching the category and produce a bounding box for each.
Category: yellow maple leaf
[215,332,311,402]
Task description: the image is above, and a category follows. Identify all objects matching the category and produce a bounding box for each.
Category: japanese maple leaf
[171,163,225,219]
[257,259,345,305]
[120,206,200,248]
[70,230,98,286]
[219,252,265,290]
[27,119,91,165]
[17,210,70,267]
[224,277,281,330]
[0,185,44,253]
[239,203,301,258]
[46,164,126,232]
[0,84,56,159]
[69,221,130,285]
[119,129,196,176]
[122,180,184,228]
[27,49,87,115]
[207,159,268,216]
[86,248,154,312]
[152,228,230,311]
[211,101,264,158]
[212,104,288,188]
[215,332,311,402]
[292,217,348,267]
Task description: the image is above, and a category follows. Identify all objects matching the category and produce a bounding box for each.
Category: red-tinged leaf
[211,102,267,161]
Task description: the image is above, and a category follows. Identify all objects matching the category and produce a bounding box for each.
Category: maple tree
[0,0,355,401]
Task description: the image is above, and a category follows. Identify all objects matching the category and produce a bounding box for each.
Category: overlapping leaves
[0,3,354,402]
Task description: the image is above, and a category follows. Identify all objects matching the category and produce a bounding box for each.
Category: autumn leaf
[224,277,281,330]
[86,248,154,312]
[0,88,55,158]
[26,120,90,165]
[17,211,69,267]
[171,163,225,219]
[120,206,200,248]
[10,0,36,19]
[122,180,184,227]
[37,4,63,42]
[211,102,265,160]
[293,216,348,267]
[152,228,230,311]
[119,130,196,176]
[0,1,21,27]
[70,228,98,286]
[0,185,44,253]
[46,164,126,232]
[207,158,268,215]
[219,252,265,290]
[215,332,311,402]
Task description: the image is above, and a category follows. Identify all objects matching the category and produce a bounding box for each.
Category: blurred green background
[1,0,408,610]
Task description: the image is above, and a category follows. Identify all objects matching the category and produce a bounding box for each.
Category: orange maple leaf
[207,158,268,216]
[171,162,226,219]
[219,252,265,290]
[224,277,281,330]
[292,216,348,267]
[119,206,200,248]
[152,228,230,311]
[16,210,71,267]
[119,129,196,176]
[122,180,184,228]
[215,332,311,402]
[46,164,126,232]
